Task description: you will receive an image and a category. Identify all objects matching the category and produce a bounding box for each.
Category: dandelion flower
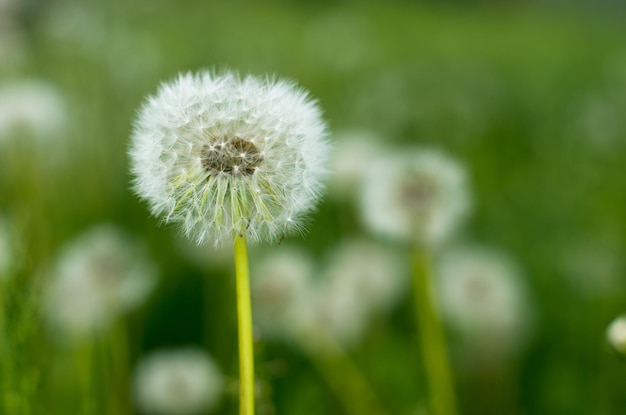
[360,148,470,247]
[43,225,157,339]
[129,70,330,246]
[130,70,330,415]
[436,245,531,352]
[0,80,67,140]
[607,315,626,355]
[133,348,223,415]
[329,130,380,200]
[322,238,406,313]
[251,247,315,340]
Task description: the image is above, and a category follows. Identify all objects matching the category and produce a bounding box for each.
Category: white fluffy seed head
[607,315,626,355]
[322,238,406,313]
[251,247,316,341]
[43,225,157,339]
[436,245,530,352]
[133,348,223,415]
[360,148,470,247]
[0,80,67,140]
[329,130,381,200]
[130,70,330,246]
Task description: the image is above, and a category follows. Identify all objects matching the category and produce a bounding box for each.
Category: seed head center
[201,136,263,176]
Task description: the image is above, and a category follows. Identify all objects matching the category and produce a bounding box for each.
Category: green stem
[109,320,131,414]
[76,339,95,415]
[234,233,255,415]
[306,332,388,415]
[412,247,458,415]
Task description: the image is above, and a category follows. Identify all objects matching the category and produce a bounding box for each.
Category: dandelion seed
[129,70,330,246]
[360,148,470,247]
[43,225,157,340]
[133,348,223,415]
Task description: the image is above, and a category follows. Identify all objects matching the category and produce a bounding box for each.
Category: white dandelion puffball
[607,315,626,355]
[0,80,67,140]
[43,225,157,338]
[329,130,380,199]
[360,148,470,246]
[133,348,223,415]
[130,71,330,245]
[322,238,406,313]
[436,245,530,349]
[251,247,315,340]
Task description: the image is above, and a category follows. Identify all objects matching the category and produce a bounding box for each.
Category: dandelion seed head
[133,348,223,415]
[436,245,530,353]
[360,149,470,247]
[130,70,330,245]
[0,80,67,140]
[252,247,315,340]
[43,225,157,339]
[323,239,406,313]
[329,130,380,199]
[607,315,626,355]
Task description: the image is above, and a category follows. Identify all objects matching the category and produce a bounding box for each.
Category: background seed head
[360,148,470,247]
[133,348,223,415]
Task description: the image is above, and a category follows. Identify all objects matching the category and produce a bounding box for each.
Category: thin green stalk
[412,247,457,415]
[109,320,131,414]
[306,332,389,415]
[76,339,96,415]
[234,233,255,415]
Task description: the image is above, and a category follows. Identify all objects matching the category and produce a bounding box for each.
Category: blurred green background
[1,0,626,414]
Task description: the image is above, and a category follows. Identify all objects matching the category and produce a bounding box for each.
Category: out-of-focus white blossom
[329,130,380,200]
[436,245,531,355]
[43,225,157,339]
[0,80,67,140]
[251,240,405,350]
[322,239,406,313]
[607,315,626,355]
[133,348,223,415]
[252,247,315,340]
[360,148,470,247]
[130,71,330,246]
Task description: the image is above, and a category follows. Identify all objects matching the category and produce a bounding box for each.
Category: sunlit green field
[2,1,626,414]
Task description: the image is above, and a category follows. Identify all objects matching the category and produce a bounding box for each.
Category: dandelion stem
[234,232,255,415]
[307,332,389,415]
[412,247,457,415]
[76,339,96,415]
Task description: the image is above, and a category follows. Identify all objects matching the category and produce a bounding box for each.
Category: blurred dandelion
[43,225,157,340]
[0,80,67,141]
[329,130,381,201]
[437,245,531,366]
[133,348,223,415]
[606,315,626,355]
[361,148,470,248]
[360,148,470,415]
[252,247,314,341]
[130,70,330,415]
